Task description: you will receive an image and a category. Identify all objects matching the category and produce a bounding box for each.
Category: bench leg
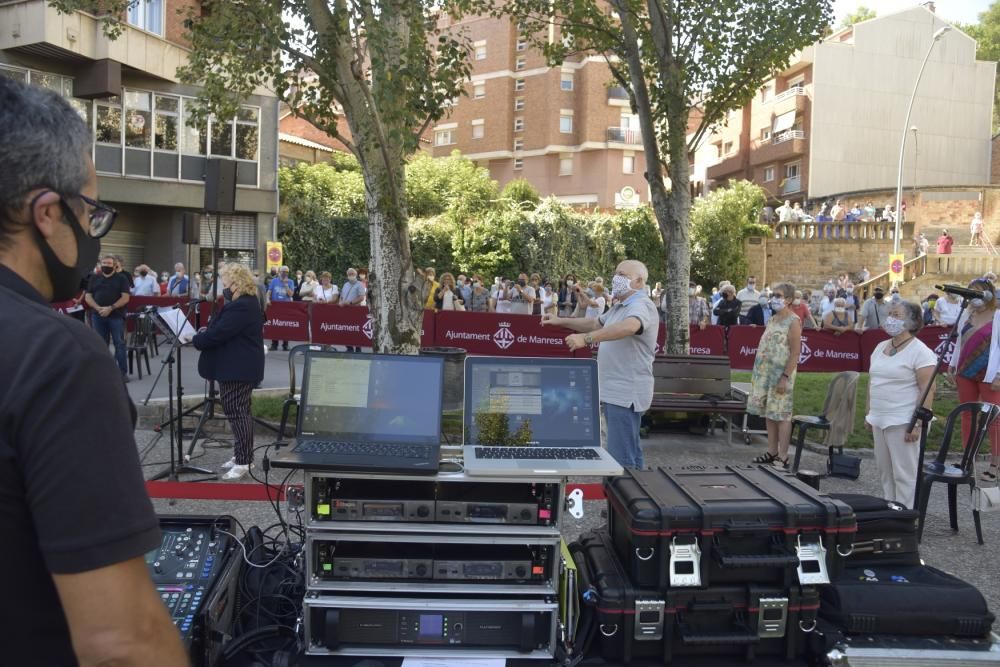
[727,415,733,445]
[791,424,808,474]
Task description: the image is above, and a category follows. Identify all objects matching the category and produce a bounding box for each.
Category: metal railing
[782,176,801,194]
[774,220,897,241]
[607,127,642,144]
[771,85,806,105]
[607,86,629,100]
[853,254,927,300]
[773,129,805,144]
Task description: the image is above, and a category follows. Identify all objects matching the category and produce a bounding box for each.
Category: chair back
[287,343,327,396]
[821,371,860,448]
[932,402,1000,472]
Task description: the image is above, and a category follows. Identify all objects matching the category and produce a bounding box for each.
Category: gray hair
[896,299,924,332]
[0,77,92,249]
[772,282,796,300]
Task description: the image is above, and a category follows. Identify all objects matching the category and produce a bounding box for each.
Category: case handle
[600,624,619,637]
[836,543,855,557]
[678,623,759,646]
[799,619,817,633]
[686,600,735,613]
[714,543,799,569]
[634,547,655,561]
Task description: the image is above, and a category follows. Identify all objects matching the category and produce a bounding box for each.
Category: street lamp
[894,25,951,256]
[911,126,918,197]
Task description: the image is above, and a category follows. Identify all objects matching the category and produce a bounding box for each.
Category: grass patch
[252,395,294,423]
[732,371,958,449]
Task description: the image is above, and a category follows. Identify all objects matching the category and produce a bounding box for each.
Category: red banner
[310,305,435,347]
[797,329,862,372]
[917,325,953,367]
[263,301,311,342]
[656,324,727,356]
[727,326,765,370]
[859,329,889,372]
[434,311,584,357]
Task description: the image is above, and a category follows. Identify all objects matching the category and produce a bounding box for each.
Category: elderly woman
[297,270,319,302]
[187,263,265,480]
[790,290,818,329]
[866,300,937,508]
[433,272,465,311]
[822,297,854,334]
[713,284,741,327]
[949,278,1000,481]
[748,283,802,468]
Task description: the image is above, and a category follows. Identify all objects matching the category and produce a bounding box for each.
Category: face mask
[890,293,901,303]
[834,307,846,314]
[793,298,801,305]
[748,282,756,289]
[270,269,278,276]
[101,265,114,275]
[883,316,906,337]
[611,274,633,298]
[567,280,575,287]
[223,287,234,302]
[689,288,696,296]
[140,270,148,277]
[758,297,768,306]
[31,201,101,302]
[176,271,183,277]
[972,298,986,309]
[874,292,883,300]
[348,276,357,283]
[771,297,786,311]
[161,274,168,281]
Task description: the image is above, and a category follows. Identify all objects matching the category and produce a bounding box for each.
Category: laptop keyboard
[474,447,601,461]
[294,439,428,459]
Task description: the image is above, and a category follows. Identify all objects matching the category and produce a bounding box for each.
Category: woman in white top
[866,300,937,508]
[583,284,607,319]
[970,212,984,247]
[298,270,319,302]
[933,291,961,326]
[313,271,340,304]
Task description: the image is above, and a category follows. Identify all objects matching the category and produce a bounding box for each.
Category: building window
[514,97,525,111]
[472,120,484,139]
[515,56,526,71]
[514,118,524,132]
[513,138,524,151]
[560,73,574,91]
[474,41,487,60]
[785,163,800,179]
[474,82,485,99]
[0,65,28,84]
[514,158,524,170]
[517,38,528,51]
[154,95,179,151]
[235,106,259,161]
[434,129,454,146]
[763,166,775,182]
[761,128,771,142]
[96,96,123,145]
[181,100,207,156]
[124,90,152,148]
[623,154,635,174]
[559,115,573,133]
[210,115,233,157]
[514,78,526,91]
[127,0,164,36]
[559,154,573,176]
[723,141,733,155]
[761,84,773,102]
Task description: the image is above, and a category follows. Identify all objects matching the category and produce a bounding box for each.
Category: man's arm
[54,557,187,667]
[112,291,130,311]
[541,313,601,333]
[587,317,641,344]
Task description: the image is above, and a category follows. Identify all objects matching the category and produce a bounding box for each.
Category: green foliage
[410,217,459,272]
[405,151,499,219]
[961,3,1000,132]
[473,399,534,446]
[839,5,876,28]
[500,178,541,208]
[690,181,767,290]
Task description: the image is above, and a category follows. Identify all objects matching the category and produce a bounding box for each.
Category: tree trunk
[660,106,693,355]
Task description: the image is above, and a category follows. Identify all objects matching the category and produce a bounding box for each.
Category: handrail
[773,130,805,144]
[774,220,896,241]
[853,254,926,299]
[771,86,806,104]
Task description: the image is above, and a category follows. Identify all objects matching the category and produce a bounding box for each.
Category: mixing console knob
[417,505,430,518]
[515,566,527,578]
[154,562,162,574]
[415,564,428,577]
[520,509,532,521]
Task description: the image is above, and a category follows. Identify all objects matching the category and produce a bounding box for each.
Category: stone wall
[746,236,896,290]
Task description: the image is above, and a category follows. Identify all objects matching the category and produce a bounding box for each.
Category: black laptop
[270,351,444,474]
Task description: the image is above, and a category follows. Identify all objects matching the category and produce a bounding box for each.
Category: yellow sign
[888,254,905,279]
[266,242,283,271]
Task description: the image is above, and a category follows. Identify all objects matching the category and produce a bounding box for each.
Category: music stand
[148,305,217,482]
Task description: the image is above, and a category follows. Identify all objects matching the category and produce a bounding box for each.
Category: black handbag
[827,446,861,479]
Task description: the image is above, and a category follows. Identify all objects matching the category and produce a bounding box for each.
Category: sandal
[753,451,778,465]
[773,456,790,470]
[980,464,999,482]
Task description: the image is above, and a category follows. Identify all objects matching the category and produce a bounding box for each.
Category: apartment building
[699,5,995,205]
[431,15,649,209]
[0,0,279,272]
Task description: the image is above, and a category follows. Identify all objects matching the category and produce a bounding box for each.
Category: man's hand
[565,333,588,351]
[699,321,707,330]
[541,313,560,327]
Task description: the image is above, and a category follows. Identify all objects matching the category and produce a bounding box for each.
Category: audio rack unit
[306,533,560,594]
[304,594,558,659]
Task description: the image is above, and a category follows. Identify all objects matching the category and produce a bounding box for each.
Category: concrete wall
[809,7,995,199]
[747,236,895,290]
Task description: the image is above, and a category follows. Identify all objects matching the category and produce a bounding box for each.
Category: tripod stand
[149,305,216,482]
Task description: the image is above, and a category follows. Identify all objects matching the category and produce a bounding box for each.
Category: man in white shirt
[735,276,760,323]
[776,200,795,223]
[131,264,158,296]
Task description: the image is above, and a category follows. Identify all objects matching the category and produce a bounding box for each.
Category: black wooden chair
[277,343,330,441]
[126,312,153,379]
[916,402,1000,545]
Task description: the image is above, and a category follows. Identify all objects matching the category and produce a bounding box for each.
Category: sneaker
[222,464,253,480]
[220,457,236,470]
[943,465,965,477]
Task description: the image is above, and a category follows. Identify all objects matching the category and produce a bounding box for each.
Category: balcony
[782,176,802,194]
[0,0,189,83]
[607,127,642,145]
[706,153,744,181]
[770,86,809,116]
[749,130,808,167]
[607,86,630,106]
[771,86,806,105]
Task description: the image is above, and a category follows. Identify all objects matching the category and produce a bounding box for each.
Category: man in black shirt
[0,78,185,665]
[86,254,131,379]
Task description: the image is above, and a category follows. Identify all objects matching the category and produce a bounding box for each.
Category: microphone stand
[906,293,970,508]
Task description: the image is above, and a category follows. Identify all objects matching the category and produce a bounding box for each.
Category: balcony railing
[607,127,642,144]
[770,85,806,105]
[782,176,801,194]
[776,220,898,242]
[607,86,629,100]
[773,130,805,144]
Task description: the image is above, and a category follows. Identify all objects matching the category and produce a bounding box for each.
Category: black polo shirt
[0,265,160,666]
[87,270,131,318]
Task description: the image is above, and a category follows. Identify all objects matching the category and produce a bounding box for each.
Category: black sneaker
[282,343,289,351]
[269,344,278,351]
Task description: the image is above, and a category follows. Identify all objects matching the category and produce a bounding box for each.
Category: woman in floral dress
[748,282,802,469]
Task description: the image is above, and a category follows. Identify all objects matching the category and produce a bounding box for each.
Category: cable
[217,529,289,569]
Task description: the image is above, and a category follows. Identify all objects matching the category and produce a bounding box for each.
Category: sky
[833,0,992,27]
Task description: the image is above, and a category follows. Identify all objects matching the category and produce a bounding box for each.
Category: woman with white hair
[822,297,854,334]
[866,300,936,508]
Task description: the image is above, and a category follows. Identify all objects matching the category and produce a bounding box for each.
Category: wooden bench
[647,355,747,444]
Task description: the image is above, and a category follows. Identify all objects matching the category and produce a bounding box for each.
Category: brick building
[278,109,352,167]
[430,14,650,209]
[0,0,279,272]
[697,5,996,206]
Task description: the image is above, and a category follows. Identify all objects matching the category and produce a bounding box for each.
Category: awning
[773,110,796,133]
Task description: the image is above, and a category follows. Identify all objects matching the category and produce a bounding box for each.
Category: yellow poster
[888,254,905,280]
[266,242,283,271]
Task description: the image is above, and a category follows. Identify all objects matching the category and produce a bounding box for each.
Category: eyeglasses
[30,190,117,238]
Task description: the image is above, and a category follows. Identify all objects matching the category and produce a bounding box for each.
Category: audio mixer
[149,516,240,667]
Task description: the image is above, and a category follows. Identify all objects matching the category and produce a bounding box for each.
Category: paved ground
[138,425,1000,615]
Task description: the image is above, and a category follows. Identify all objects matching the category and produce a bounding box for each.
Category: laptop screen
[463,357,599,447]
[299,354,443,444]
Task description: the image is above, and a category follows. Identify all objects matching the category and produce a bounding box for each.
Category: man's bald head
[616,260,648,286]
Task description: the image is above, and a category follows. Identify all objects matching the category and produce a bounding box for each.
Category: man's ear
[27,191,63,240]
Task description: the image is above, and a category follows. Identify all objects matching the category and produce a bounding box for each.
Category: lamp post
[894,25,950,256]
[911,126,918,197]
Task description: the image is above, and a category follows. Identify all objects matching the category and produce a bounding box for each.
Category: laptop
[461,357,623,477]
[270,351,444,474]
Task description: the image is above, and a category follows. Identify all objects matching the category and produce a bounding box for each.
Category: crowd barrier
[53,299,956,370]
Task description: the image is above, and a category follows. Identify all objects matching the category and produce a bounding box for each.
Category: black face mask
[223,287,234,302]
[101,265,114,275]
[31,201,100,301]
[139,270,148,277]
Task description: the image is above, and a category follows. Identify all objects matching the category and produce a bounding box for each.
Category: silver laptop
[462,357,623,477]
